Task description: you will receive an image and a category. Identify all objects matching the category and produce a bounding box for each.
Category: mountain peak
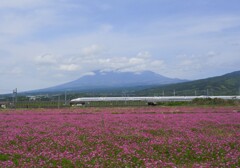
[38,70,187,92]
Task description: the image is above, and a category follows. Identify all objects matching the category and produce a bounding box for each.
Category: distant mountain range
[135,70,240,96]
[23,70,240,96]
[26,70,187,94]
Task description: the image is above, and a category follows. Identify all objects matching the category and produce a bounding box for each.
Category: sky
[0,0,240,93]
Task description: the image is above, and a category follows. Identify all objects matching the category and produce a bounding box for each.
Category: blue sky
[0,0,240,93]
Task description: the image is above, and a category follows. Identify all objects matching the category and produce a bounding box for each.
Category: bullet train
[70,96,240,105]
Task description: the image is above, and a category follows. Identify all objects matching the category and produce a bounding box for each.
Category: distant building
[0,102,8,109]
[27,96,37,101]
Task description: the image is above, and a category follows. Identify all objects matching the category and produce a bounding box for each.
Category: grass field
[0,107,240,167]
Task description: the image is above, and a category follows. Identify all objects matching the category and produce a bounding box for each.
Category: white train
[70,96,240,105]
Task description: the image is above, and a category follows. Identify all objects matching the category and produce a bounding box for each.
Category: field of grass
[0,107,240,167]
[8,98,239,108]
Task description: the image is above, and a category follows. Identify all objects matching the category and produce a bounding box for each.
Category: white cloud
[137,51,151,59]
[32,48,165,81]
[82,72,96,76]
[180,60,193,66]
[35,54,57,65]
[59,64,80,71]
[81,44,103,56]
[163,49,240,79]
[129,58,144,65]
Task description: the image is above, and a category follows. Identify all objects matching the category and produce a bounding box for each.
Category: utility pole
[58,95,60,109]
[64,91,67,105]
[173,90,176,96]
[12,89,14,107]
[12,88,17,108]
[15,88,17,103]
[162,90,165,97]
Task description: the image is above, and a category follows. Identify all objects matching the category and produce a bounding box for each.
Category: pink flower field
[0,107,240,167]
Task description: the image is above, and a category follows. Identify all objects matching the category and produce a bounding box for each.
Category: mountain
[28,70,187,93]
[135,70,240,96]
